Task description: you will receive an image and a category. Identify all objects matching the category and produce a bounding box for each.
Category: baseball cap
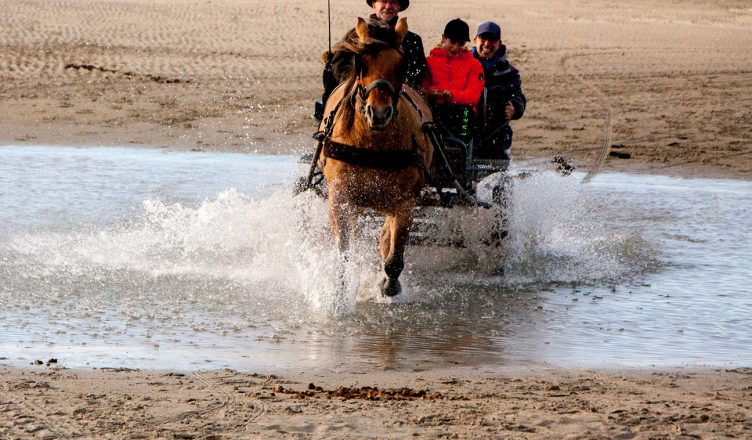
[476,21,501,40]
[443,18,470,43]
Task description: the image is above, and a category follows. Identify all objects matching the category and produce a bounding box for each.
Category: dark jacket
[472,45,526,132]
[321,15,427,104]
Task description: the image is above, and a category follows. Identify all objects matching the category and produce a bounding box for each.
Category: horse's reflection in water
[318,17,433,300]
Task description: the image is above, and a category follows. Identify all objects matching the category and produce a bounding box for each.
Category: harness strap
[317,89,425,174]
[323,138,421,171]
[399,88,424,121]
[363,79,398,100]
[306,96,345,189]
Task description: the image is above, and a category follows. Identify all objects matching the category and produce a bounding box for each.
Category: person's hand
[425,88,441,103]
[427,89,451,103]
[504,101,515,120]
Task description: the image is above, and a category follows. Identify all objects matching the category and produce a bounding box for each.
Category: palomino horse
[317,17,433,297]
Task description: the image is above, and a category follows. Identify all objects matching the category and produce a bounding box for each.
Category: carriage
[298,17,513,296]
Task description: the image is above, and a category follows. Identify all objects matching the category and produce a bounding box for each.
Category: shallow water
[1,146,750,372]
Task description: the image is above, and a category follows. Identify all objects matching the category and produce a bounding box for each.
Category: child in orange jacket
[422,18,485,141]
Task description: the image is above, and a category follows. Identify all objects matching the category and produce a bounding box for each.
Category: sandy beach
[2,0,752,437]
[1,0,751,177]
[1,365,751,438]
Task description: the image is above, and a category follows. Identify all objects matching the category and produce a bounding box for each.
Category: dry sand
[2,0,752,438]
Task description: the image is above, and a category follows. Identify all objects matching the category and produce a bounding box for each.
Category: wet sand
[1,0,751,178]
[2,0,752,437]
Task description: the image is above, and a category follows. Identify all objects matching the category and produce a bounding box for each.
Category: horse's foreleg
[379,217,393,261]
[379,207,413,297]
[328,193,352,254]
[328,190,358,310]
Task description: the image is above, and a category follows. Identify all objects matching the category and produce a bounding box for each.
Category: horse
[316,17,433,297]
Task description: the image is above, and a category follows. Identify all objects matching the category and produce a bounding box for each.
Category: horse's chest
[325,164,420,208]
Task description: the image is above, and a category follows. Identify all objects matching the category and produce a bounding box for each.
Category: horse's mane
[334,18,403,57]
[332,18,405,127]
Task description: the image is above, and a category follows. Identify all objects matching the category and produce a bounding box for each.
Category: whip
[327,0,332,56]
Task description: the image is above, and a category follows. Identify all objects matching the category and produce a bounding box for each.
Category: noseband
[349,48,404,119]
[354,77,400,105]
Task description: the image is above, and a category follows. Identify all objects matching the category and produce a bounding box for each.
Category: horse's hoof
[380,278,402,297]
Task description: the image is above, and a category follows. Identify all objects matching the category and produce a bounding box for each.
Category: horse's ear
[355,17,369,41]
[395,18,408,44]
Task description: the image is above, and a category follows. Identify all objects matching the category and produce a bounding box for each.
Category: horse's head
[351,17,408,130]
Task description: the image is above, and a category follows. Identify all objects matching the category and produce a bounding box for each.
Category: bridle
[354,77,399,106]
[350,52,404,112]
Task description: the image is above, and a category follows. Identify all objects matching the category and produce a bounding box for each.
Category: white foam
[4,155,648,320]
[503,170,647,285]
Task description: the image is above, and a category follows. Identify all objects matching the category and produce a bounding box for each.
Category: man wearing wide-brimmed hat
[363,0,426,87]
[315,0,427,120]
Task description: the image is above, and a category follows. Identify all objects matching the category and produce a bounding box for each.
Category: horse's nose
[365,104,394,129]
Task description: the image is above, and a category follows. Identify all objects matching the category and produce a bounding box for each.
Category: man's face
[474,34,501,59]
[372,0,400,21]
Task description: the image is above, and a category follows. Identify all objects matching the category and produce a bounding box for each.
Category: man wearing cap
[422,18,485,143]
[472,21,526,160]
[315,0,428,120]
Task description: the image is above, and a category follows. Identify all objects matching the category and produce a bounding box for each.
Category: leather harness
[323,137,421,170]
[318,89,426,173]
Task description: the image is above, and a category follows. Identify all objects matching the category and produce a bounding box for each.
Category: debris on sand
[272,383,465,401]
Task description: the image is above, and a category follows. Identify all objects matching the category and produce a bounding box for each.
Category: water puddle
[1,146,750,372]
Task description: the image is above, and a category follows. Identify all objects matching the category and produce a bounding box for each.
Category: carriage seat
[431,102,511,185]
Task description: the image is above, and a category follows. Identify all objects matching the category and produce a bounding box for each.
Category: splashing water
[1,146,749,371]
[1,147,642,299]
[503,170,651,285]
